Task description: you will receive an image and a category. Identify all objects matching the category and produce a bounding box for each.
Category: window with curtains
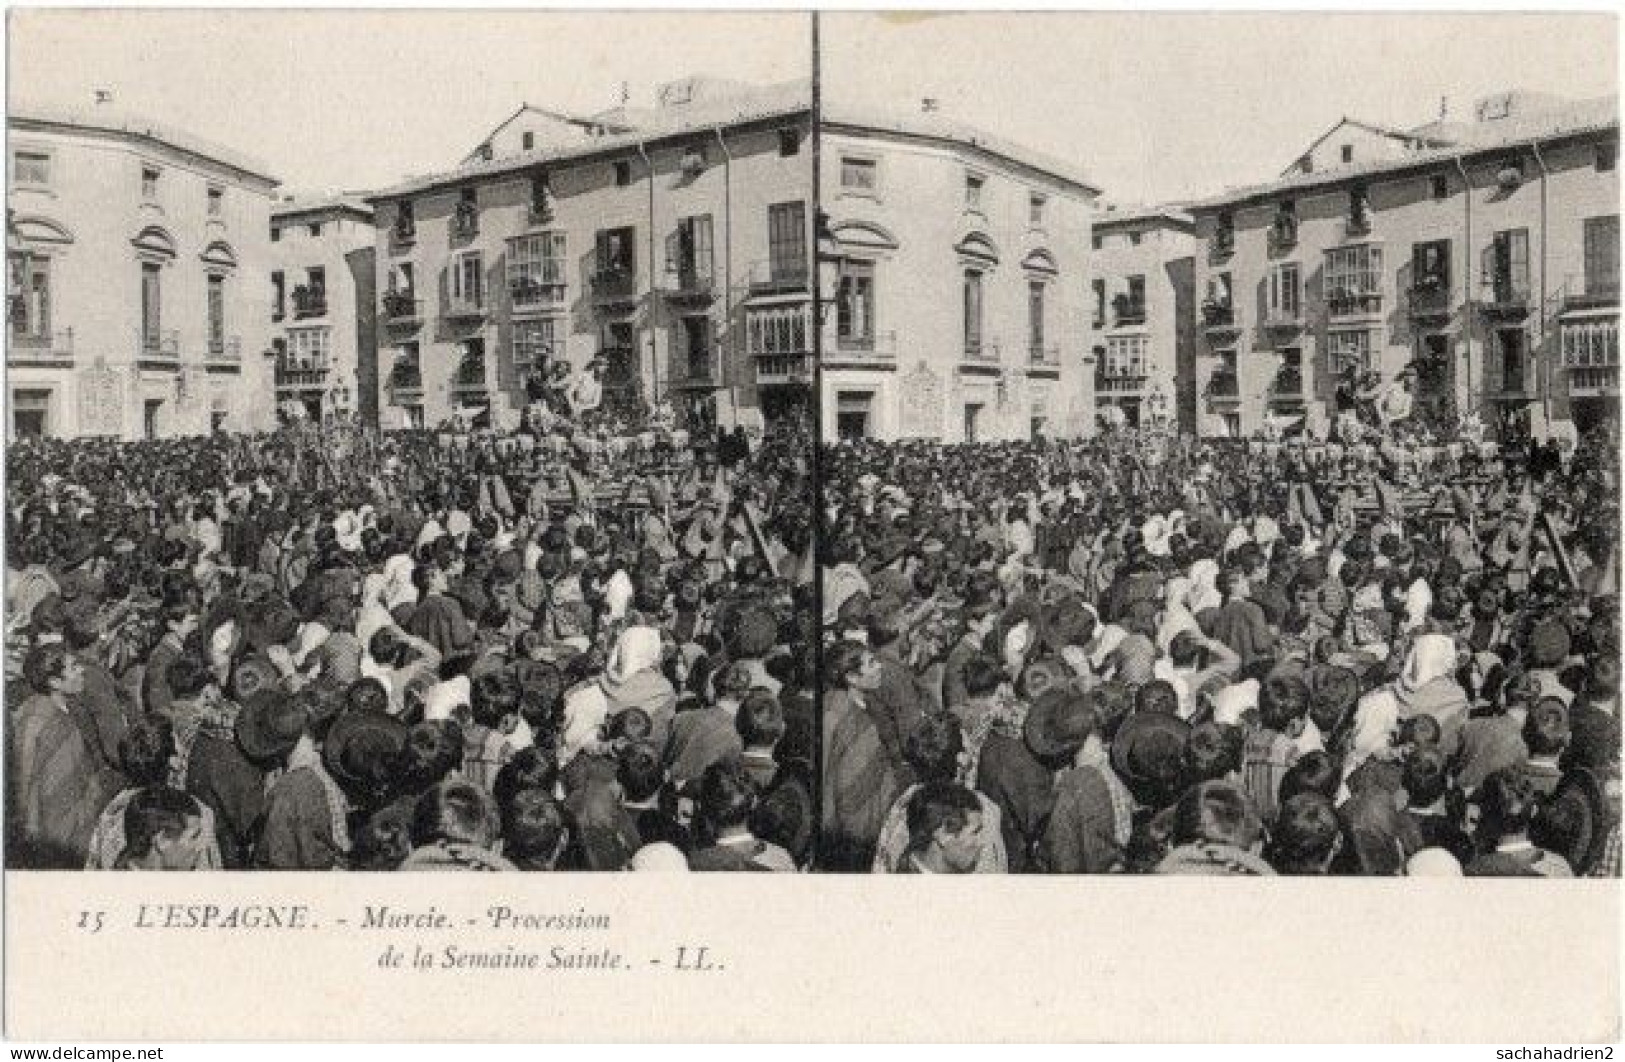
[10,254,49,340]
[837,260,875,346]
[767,201,806,285]
[666,215,714,290]
[1584,216,1619,298]
[512,318,556,373]
[963,269,984,353]
[508,232,567,310]
[1485,229,1530,304]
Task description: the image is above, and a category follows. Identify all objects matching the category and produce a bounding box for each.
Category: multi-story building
[7,101,279,439]
[364,76,813,431]
[819,103,1099,442]
[1187,90,1619,440]
[268,195,376,423]
[1087,204,1195,433]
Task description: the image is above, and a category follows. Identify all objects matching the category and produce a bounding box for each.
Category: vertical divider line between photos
[808,8,826,874]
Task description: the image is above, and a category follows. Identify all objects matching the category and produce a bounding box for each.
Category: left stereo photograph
[4,9,820,875]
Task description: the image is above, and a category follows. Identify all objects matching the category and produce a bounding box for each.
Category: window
[1562,318,1619,368]
[1497,328,1528,391]
[681,315,712,378]
[391,262,415,296]
[13,151,51,187]
[1411,240,1452,302]
[1129,232,1142,246]
[530,171,552,217]
[596,226,636,277]
[1116,275,1146,322]
[1341,144,1354,164]
[778,128,800,157]
[767,201,807,284]
[141,165,160,200]
[450,250,483,309]
[395,201,415,240]
[512,318,556,373]
[522,131,535,152]
[141,263,162,349]
[271,271,285,321]
[1485,228,1530,303]
[286,326,332,370]
[1104,335,1147,378]
[1326,329,1371,374]
[965,172,984,212]
[9,255,49,340]
[666,215,714,288]
[1092,278,1107,327]
[1267,263,1301,319]
[1584,216,1620,297]
[963,269,984,353]
[1091,233,1104,251]
[509,232,568,310]
[840,157,878,194]
[1206,272,1233,320]
[1431,173,1450,199]
[1029,194,1046,228]
[271,226,281,243]
[1324,244,1383,313]
[454,188,478,236]
[1598,143,1617,173]
[836,260,875,346]
[309,222,323,238]
[614,161,632,186]
[1028,280,1047,356]
[207,187,223,216]
[207,274,225,353]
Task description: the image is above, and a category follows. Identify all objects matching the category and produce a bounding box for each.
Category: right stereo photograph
[813,11,1621,880]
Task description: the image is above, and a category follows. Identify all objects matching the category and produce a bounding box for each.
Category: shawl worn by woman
[599,626,676,747]
[1393,633,1469,755]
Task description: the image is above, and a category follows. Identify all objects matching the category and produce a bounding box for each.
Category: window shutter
[665,229,680,276]
[1509,229,1529,292]
[695,215,714,283]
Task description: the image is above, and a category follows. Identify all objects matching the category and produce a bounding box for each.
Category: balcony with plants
[1407,271,1452,320]
[382,287,422,324]
[291,285,327,320]
[590,267,638,310]
[1112,293,1146,327]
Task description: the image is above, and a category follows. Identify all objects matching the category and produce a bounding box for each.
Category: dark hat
[1023,685,1098,762]
[231,656,281,703]
[1110,710,1192,807]
[1529,621,1571,669]
[246,603,300,652]
[1535,768,1609,876]
[323,708,409,805]
[235,691,308,761]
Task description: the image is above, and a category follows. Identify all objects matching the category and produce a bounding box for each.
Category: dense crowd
[7,416,816,872]
[820,424,1620,876]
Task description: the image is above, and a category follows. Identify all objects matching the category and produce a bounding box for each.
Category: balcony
[1206,371,1240,406]
[754,351,811,385]
[1202,299,1241,337]
[747,259,810,298]
[138,328,180,367]
[509,280,567,315]
[9,328,74,365]
[1211,228,1235,258]
[206,336,242,364]
[291,288,328,320]
[825,330,898,370]
[1326,288,1383,320]
[446,292,486,320]
[1261,305,1305,332]
[1560,273,1619,315]
[1096,372,1147,394]
[590,269,639,312]
[381,291,423,326]
[1480,275,1531,319]
[959,339,1002,373]
[387,364,424,403]
[391,218,417,250]
[450,207,479,243]
[276,364,330,391]
[1407,280,1453,322]
[1271,216,1298,249]
[449,365,490,400]
[662,267,716,305]
[1562,317,1618,396]
[1269,370,1305,405]
[1112,299,1147,328]
[673,351,716,389]
[1028,343,1061,367]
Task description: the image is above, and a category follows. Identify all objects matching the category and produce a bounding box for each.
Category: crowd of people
[6,414,816,872]
[820,423,1620,876]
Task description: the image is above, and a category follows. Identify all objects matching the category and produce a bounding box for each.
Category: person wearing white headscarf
[1338,686,1400,803]
[1187,558,1223,614]
[1156,576,1198,651]
[600,626,677,749]
[1393,633,1468,757]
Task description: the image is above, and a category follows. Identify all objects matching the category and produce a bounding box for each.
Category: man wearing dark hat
[250,694,349,870]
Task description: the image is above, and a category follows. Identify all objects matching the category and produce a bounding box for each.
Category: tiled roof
[367,80,811,200]
[1093,202,1194,228]
[823,100,1098,193]
[1191,95,1617,213]
[271,192,375,220]
[9,100,278,183]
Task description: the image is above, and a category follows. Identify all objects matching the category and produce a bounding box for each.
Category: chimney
[921,97,939,114]
[1439,95,1449,121]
